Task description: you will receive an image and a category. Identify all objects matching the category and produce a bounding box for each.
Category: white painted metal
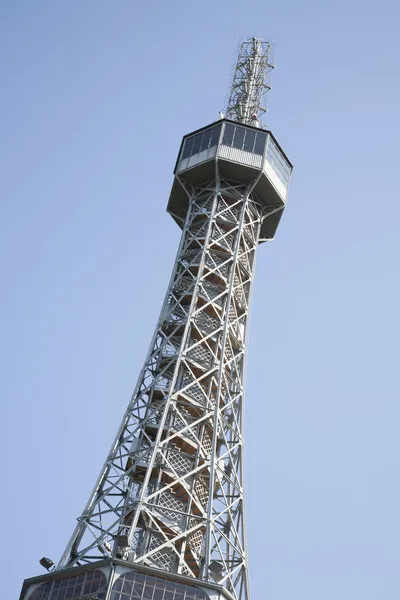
[58,179,266,600]
[225,38,274,126]
[39,36,294,600]
[263,160,288,200]
[218,145,263,169]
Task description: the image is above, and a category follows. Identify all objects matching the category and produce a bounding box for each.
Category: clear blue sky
[1,1,400,599]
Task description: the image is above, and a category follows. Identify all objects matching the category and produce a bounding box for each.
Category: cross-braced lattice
[58,180,269,600]
[225,38,274,126]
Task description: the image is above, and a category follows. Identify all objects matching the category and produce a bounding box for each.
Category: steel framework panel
[58,179,267,600]
[225,38,274,126]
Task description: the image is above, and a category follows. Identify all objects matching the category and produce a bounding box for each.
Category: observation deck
[168,119,293,241]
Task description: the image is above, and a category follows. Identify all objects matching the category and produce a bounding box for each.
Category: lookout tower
[20,37,292,600]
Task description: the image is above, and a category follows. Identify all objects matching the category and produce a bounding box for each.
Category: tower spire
[225,37,274,126]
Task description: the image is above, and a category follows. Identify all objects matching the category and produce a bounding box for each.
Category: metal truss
[225,38,274,126]
[58,180,266,600]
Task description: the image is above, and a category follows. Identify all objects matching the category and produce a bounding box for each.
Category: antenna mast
[225,37,274,126]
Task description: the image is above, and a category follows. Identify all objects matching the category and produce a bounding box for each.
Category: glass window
[110,571,209,600]
[164,581,175,592]
[124,580,136,594]
[66,585,76,597]
[254,131,267,155]
[143,584,154,599]
[222,123,235,146]
[222,123,267,156]
[191,133,202,155]
[28,569,107,600]
[209,124,221,148]
[182,137,194,159]
[113,579,123,592]
[266,136,291,186]
[243,129,256,153]
[232,126,245,150]
[200,128,212,152]
[182,125,221,160]
[132,581,145,596]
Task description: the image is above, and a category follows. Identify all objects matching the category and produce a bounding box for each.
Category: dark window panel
[108,572,210,600]
[254,131,267,155]
[200,128,212,152]
[232,126,245,150]
[143,584,154,599]
[112,578,123,592]
[222,123,235,146]
[268,136,277,151]
[210,124,222,147]
[164,581,175,591]
[29,570,107,600]
[191,133,202,155]
[123,580,134,593]
[243,129,256,153]
[133,582,145,595]
[182,137,194,159]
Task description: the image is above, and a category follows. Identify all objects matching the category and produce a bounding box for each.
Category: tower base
[20,560,232,600]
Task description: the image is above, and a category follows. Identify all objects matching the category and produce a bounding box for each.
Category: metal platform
[168,119,292,241]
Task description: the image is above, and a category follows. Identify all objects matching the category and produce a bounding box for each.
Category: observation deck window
[111,571,210,600]
[182,124,222,159]
[28,569,107,600]
[266,135,291,187]
[222,123,267,156]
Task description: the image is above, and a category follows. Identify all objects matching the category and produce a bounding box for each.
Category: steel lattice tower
[20,38,292,600]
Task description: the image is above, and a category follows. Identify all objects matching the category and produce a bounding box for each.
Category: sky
[1,1,400,599]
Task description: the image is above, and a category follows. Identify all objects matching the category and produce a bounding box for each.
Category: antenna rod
[225,37,274,126]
